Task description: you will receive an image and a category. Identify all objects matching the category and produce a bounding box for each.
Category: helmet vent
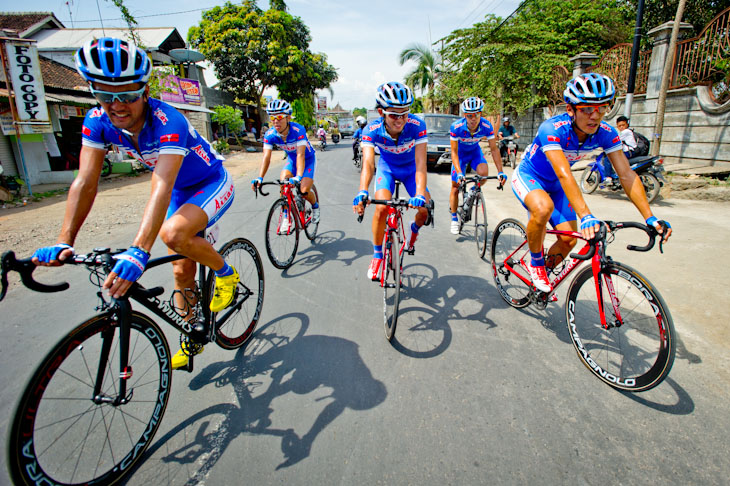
[105,51,115,71]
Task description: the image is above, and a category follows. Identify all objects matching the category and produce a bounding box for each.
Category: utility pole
[624,0,646,119]
[652,0,687,156]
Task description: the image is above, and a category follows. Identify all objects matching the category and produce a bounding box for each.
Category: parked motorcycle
[580,154,666,203]
[500,136,518,167]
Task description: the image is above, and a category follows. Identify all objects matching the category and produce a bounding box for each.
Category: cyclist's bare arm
[607,150,672,241]
[35,146,106,266]
[488,137,505,178]
[354,145,376,215]
[103,153,183,296]
[295,145,306,178]
[450,139,463,176]
[256,148,273,184]
[545,149,596,238]
[415,143,428,199]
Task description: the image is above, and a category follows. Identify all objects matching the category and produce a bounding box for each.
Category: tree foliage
[621,0,730,42]
[292,97,315,129]
[399,43,442,112]
[437,0,634,115]
[352,107,367,117]
[188,1,337,108]
[212,105,245,145]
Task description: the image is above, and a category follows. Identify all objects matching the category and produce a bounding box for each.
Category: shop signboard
[160,75,202,105]
[3,41,50,123]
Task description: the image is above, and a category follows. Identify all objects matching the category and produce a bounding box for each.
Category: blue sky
[20,0,521,108]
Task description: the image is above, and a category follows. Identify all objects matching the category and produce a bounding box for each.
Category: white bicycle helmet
[75,37,151,86]
[563,73,615,105]
[461,97,484,113]
[375,82,414,108]
[356,116,367,127]
[266,99,292,115]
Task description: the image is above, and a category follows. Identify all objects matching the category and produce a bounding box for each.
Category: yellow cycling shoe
[210,265,239,312]
[171,341,204,370]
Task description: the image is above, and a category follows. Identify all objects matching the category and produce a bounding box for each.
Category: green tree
[399,43,442,113]
[188,1,337,114]
[292,97,315,129]
[352,107,367,118]
[622,0,730,42]
[212,105,245,146]
[438,0,633,115]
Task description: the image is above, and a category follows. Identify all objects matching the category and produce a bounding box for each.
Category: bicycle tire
[473,192,488,258]
[566,261,676,392]
[100,159,112,177]
[265,198,299,269]
[383,230,402,341]
[509,151,516,167]
[490,218,532,308]
[7,311,171,486]
[303,184,320,241]
[640,173,661,204]
[580,167,600,194]
[207,238,265,350]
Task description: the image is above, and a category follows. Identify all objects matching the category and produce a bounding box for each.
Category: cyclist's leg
[400,171,431,248]
[545,189,578,268]
[474,152,490,180]
[449,162,462,215]
[299,159,317,205]
[368,165,395,279]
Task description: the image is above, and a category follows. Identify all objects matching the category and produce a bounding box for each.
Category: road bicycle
[354,144,362,171]
[357,181,435,341]
[490,218,675,392]
[257,179,319,269]
[0,233,264,485]
[455,175,503,258]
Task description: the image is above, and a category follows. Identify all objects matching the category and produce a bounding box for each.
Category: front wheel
[473,192,488,258]
[640,173,661,203]
[566,262,676,392]
[265,198,299,269]
[490,218,532,308]
[303,184,320,240]
[383,230,402,341]
[208,238,265,350]
[580,167,601,194]
[7,312,171,486]
[509,150,517,167]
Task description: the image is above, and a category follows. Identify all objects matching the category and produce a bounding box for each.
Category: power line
[65,6,217,23]
[455,0,489,29]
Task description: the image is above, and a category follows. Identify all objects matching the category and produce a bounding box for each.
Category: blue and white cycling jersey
[262,121,316,167]
[449,117,495,159]
[81,98,224,189]
[353,127,363,141]
[361,115,428,170]
[519,112,622,183]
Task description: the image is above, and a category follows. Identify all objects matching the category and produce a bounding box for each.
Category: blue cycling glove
[353,190,368,206]
[111,247,150,282]
[32,243,73,263]
[290,175,302,185]
[252,176,263,187]
[456,172,465,183]
[409,195,427,208]
[579,214,601,231]
[646,216,671,230]
[498,172,507,183]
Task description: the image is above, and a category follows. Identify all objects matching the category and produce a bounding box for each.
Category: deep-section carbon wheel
[383,230,402,341]
[566,262,676,392]
[303,184,320,241]
[473,192,488,258]
[7,312,171,486]
[265,198,298,269]
[208,237,265,350]
[490,218,532,308]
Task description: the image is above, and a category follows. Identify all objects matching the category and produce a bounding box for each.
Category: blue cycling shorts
[166,166,234,228]
[374,161,430,197]
[510,163,576,227]
[283,156,316,180]
[451,149,487,182]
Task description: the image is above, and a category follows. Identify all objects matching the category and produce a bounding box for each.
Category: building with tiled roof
[0,12,64,38]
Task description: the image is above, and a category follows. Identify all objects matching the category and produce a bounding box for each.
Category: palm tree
[399,43,441,113]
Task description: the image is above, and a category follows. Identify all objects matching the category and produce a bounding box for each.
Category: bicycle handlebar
[459,175,504,191]
[356,198,435,224]
[255,179,304,199]
[568,220,665,261]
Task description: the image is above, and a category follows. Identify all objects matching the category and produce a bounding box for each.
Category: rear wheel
[640,173,661,203]
[265,198,298,269]
[208,238,265,350]
[383,230,402,341]
[566,262,675,392]
[490,218,532,308]
[580,167,600,194]
[303,184,320,240]
[7,312,171,486]
[473,192,488,258]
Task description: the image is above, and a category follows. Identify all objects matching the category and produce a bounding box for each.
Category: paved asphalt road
[1,141,728,485]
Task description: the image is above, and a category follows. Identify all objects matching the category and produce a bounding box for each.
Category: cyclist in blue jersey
[251,99,320,226]
[449,97,507,234]
[511,73,672,293]
[30,38,237,369]
[352,116,367,160]
[352,82,431,280]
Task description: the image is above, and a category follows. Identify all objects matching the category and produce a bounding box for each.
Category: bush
[213,139,231,154]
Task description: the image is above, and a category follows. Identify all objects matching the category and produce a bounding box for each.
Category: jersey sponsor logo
[407,118,421,126]
[160,134,179,143]
[552,120,570,129]
[82,126,91,136]
[600,122,613,132]
[418,130,427,137]
[529,144,538,157]
[379,139,416,155]
[214,182,234,211]
[89,107,103,118]
[370,121,383,130]
[153,108,168,125]
[454,121,465,129]
[612,136,620,144]
[191,144,211,165]
[297,135,305,140]
[363,135,373,142]
[547,135,560,142]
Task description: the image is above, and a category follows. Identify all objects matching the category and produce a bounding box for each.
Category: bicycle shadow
[281,230,372,278]
[390,263,500,358]
[127,312,386,484]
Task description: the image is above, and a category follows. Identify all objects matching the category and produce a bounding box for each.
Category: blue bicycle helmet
[563,73,615,105]
[75,37,151,86]
[461,97,484,113]
[375,82,414,108]
[266,99,292,115]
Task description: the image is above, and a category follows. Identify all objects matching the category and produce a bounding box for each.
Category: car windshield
[419,115,458,134]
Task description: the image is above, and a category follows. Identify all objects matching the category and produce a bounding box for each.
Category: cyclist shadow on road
[281,230,373,279]
[389,262,499,359]
[132,312,386,484]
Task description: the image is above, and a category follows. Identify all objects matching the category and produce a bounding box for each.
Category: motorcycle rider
[498,116,520,160]
[317,126,327,149]
[352,116,367,161]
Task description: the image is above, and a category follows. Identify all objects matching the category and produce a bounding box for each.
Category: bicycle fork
[93,299,133,406]
[591,248,624,330]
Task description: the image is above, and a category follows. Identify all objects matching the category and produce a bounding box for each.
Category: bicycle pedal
[406,247,415,255]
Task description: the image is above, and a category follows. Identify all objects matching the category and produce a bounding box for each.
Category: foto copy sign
[4,41,50,122]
